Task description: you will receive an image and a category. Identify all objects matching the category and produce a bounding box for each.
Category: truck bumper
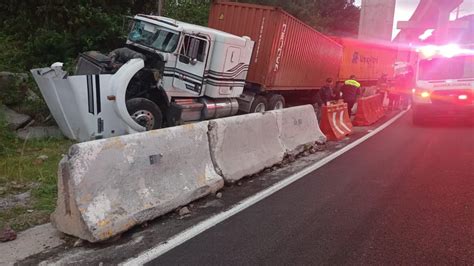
[30,59,146,142]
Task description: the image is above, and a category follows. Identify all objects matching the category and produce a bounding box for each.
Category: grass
[0,111,74,231]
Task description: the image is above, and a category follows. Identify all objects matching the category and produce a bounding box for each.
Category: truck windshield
[128,20,180,53]
[418,56,474,80]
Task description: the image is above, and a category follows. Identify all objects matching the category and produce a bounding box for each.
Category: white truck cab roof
[134,14,251,47]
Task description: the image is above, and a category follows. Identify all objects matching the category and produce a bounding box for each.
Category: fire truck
[412,44,474,124]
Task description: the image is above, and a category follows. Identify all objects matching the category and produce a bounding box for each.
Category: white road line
[121,108,410,266]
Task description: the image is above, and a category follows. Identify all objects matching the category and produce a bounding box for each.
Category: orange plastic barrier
[320,101,353,140]
[353,94,385,126]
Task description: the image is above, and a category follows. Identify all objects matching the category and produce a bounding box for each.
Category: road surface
[151,112,474,265]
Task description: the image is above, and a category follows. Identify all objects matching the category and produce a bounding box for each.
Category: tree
[163,0,212,26]
[0,0,159,70]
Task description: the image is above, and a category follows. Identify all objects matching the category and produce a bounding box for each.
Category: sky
[354,0,474,39]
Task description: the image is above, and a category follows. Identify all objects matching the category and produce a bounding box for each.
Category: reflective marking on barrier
[339,110,351,132]
[332,112,345,135]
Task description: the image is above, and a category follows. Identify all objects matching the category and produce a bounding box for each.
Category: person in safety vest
[341,75,361,116]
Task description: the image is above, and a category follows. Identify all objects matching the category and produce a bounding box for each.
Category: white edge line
[121,108,410,266]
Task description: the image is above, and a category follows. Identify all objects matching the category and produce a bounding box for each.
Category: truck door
[173,35,209,96]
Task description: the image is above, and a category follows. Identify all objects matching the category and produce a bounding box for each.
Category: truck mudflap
[30,59,146,142]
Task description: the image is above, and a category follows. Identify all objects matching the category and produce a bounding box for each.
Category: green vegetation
[0,0,213,72]
[0,112,74,231]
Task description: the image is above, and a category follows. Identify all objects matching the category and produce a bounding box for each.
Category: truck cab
[31,15,254,141]
[412,44,474,124]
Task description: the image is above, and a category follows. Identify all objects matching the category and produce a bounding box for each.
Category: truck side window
[196,41,207,62]
[179,36,207,64]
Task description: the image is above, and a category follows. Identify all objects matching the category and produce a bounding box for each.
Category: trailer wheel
[250,96,268,113]
[268,94,285,110]
[126,98,163,130]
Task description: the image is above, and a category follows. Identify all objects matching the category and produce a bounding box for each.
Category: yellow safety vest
[344,79,361,88]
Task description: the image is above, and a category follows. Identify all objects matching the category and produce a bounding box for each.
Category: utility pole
[158,0,164,16]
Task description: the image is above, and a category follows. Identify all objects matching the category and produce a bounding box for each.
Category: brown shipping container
[333,38,399,83]
[209,2,343,91]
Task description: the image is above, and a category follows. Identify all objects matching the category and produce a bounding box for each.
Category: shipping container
[333,38,400,84]
[209,2,343,91]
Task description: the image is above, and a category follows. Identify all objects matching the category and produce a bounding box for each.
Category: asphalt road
[151,112,474,265]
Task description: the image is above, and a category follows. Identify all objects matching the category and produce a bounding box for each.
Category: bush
[0,73,29,106]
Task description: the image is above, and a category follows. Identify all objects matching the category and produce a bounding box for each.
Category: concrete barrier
[208,105,325,183]
[51,122,223,242]
[51,105,326,241]
[272,105,326,154]
[208,112,285,183]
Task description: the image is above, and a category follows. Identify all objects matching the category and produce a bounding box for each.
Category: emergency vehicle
[412,44,474,124]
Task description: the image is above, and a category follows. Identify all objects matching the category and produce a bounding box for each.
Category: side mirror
[190,58,198,65]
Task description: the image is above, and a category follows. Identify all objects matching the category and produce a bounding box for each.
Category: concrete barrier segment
[272,105,327,155]
[208,112,285,183]
[51,121,224,242]
[208,105,326,183]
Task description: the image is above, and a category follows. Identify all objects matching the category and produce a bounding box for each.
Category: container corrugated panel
[334,38,399,82]
[209,2,343,91]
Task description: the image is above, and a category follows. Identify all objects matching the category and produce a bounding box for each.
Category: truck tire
[126,97,163,130]
[268,94,285,110]
[250,95,268,113]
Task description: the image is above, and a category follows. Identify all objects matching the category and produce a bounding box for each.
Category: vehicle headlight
[412,89,432,103]
[420,91,430,98]
[458,94,468,100]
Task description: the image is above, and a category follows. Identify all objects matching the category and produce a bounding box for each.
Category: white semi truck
[31,15,256,141]
[31,5,345,142]
[412,44,474,124]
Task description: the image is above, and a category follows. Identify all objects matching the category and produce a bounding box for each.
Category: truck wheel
[250,96,268,113]
[268,94,285,110]
[126,98,163,130]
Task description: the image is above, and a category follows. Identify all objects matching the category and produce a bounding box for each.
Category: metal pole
[158,0,164,16]
[435,8,450,44]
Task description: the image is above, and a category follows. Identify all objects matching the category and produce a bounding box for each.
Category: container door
[173,34,209,96]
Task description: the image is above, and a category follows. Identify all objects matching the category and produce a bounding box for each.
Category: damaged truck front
[32,15,254,142]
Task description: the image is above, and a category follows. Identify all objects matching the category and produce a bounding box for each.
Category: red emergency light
[439,44,460,58]
[418,44,473,59]
[419,45,437,58]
